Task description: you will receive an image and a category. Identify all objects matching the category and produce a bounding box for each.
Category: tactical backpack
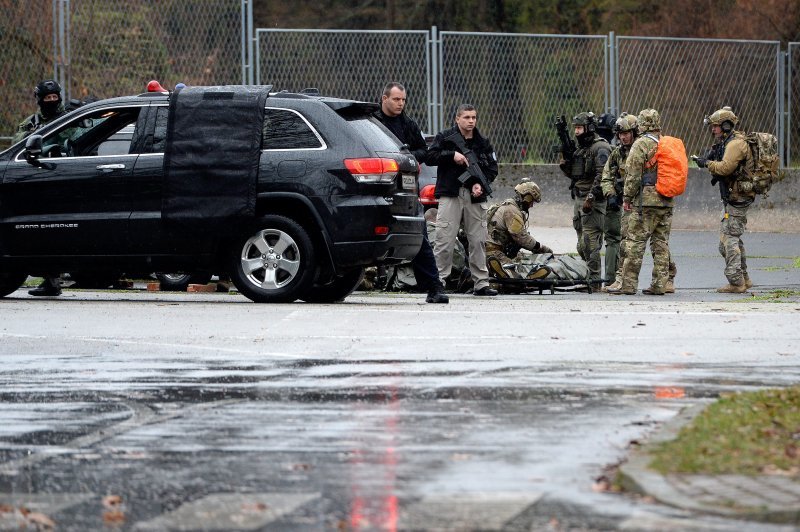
[644,134,689,197]
[743,132,780,195]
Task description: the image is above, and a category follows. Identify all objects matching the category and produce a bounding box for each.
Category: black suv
[0,85,423,303]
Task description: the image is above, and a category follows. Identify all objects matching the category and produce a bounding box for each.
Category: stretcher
[489,275,602,294]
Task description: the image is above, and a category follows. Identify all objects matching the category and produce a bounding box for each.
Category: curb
[618,403,800,524]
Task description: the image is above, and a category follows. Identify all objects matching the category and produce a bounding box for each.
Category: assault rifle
[552,114,576,161]
[444,129,493,199]
[705,143,729,203]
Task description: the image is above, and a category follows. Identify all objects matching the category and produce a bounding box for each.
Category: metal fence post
[778,46,785,168]
[429,26,438,134]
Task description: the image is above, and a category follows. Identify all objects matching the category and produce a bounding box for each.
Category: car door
[1,104,143,256]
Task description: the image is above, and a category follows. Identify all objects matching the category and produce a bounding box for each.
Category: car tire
[0,272,28,298]
[155,272,213,292]
[300,268,365,303]
[228,215,316,303]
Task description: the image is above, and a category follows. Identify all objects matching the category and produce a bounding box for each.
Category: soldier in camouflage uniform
[485,181,553,279]
[599,114,678,292]
[13,80,68,297]
[559,112,611,285]
[608,109,674,296]
[693,107,754,293]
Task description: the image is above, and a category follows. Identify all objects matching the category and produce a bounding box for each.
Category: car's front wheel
[228,215,316,303]
[300,268,365,303]
[0,272,28,298]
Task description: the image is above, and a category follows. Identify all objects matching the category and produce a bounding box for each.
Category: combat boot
[743,274,753,289]
[607,285,636,295]
[525,265,550,280]
[642,287,665,295]
[604,279,622,292]
[664,280,675,293]
[716,282,747,293]
[28,276,62,297]
[425,282,449,304]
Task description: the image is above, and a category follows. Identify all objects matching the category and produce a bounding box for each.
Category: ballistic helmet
[572,111,597,133]
[613,112,638,134]
[596,112,616,142]
[636,108,661,133]
[705,107,738,133]
[34,79,62,102]
[514,181,542,208]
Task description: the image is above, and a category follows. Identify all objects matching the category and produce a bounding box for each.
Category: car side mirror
[25,134,43,158]
[23,135,54,170]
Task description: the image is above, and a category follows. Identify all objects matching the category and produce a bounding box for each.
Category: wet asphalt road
[0,229,799,531]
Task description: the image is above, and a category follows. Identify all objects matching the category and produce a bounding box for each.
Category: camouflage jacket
[486,199,539,252]
[12,104,66,145]
[600,143,630,198]
[624,133,674,208]
[560,134,611,196]
[707,131,755,203]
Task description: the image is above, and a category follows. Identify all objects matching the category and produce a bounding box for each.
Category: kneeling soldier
[486,181,553,279]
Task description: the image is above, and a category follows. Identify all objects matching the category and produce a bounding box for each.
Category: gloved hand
[692,155,708,168]
[581,194,594,214]
[537,244,553,254]
[710,175,720,186]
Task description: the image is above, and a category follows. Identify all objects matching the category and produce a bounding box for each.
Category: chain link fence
[0,0,242,145]
[617,37,780,161]
[789,43,800,167]
[0,0,56,144]
[3,9,798,167]
[439,32,607,164]
[256,29,431,133]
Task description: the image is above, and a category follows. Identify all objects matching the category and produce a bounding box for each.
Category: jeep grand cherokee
[0,85,423,303]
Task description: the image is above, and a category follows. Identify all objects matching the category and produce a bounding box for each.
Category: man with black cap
[13,79,68,296]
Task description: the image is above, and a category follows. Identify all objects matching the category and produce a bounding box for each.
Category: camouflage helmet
[514,181,542,206]
[613,112,638,134]
[705,106,738,131]
[637,108,661,133]
[572,111,597,133]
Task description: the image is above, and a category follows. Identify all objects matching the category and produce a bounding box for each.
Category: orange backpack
[644,134,689,197]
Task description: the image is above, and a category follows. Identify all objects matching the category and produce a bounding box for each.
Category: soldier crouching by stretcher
[486,181,553,280]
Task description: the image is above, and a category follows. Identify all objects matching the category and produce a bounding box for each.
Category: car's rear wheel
[155,272,213,291]
[228,215,316,303]
[0,272,28,298]
[300,268,365,303]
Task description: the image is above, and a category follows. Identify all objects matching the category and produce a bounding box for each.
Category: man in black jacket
[428,104,498,296]
[374,82,448,303]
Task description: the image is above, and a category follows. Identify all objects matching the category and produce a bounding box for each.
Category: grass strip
[650,386,800,476]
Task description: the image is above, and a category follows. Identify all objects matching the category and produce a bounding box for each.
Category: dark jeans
[411,226,439,291]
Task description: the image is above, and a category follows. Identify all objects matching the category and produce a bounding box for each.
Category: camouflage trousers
[573,195,606,282]
[620,207,673,293]
[604,205,621,284]
[719,203,749,285]
[615,209,677,286]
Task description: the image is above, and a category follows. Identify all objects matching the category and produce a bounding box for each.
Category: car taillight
[419,184,437,205]
[344,158,399,184]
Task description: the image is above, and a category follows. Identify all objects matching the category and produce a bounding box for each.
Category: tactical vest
[570,137,610,194]
[486,199,527,246]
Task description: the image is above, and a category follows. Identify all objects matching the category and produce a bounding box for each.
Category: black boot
[28,276,62,297]
[425,281,449,304]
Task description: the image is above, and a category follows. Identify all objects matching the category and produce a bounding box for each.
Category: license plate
[402,174,416,190]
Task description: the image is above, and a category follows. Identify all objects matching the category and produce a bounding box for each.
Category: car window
[41,106,141,158]
[349,117,403,151]
[262,108,323,150]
